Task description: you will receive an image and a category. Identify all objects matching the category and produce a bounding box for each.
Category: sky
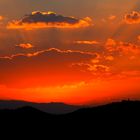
[0,0,140,105]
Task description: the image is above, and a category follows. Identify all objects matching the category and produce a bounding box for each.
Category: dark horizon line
[0,98,139,106]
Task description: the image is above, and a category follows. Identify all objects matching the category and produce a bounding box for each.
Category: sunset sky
[0,0,140,105]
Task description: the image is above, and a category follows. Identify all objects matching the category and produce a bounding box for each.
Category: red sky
[0,0,140,105]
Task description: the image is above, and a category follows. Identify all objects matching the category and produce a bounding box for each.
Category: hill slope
[0,100,140,125]
[0,100,80,114]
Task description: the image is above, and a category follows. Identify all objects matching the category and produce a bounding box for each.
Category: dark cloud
[7,11,92,29]
[22,11,79,24]
[124,11,140,24]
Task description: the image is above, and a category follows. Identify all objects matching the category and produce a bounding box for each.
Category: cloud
[1,41,140,103]
[118,42,140,55]
[124,11,140,24]
[0,48,97,88]
[105,38,117,46]
[105,56,114,61]
[1,38,140,90]
[101,15,117,23]
[88,64,110,72]
[16,43,33,49]
[7,11,93,30]
[105,38,117,52]
[137,35,140,41]
[108,15,116,20]
[105,38,140,55]
[103,39,140,74]
[74,40,100,45]
[0,16,3,21]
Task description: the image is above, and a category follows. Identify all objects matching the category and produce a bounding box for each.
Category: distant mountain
[1,100,139,135]
[1,100,140,120]
[0,100,80,114]
[0,100,140,127]
[1,100,140,130]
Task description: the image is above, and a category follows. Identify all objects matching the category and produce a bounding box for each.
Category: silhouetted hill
[0,100,80,114]
[1,101,139,136]
[67,100,140,120]
[1,100,140,126]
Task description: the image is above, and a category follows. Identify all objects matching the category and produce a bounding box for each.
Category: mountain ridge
[0,100,81,114]
[1,100,140,126]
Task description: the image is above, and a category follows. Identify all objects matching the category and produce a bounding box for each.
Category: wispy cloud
[16,43,33,49]
[74,40,100,45]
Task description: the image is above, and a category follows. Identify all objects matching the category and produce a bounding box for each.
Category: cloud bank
[0,48,97,87]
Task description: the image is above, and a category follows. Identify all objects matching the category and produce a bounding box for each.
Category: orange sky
[0,0,140,105]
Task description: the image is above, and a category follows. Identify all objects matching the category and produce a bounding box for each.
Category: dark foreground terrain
[0,100,140,127]
[0,100,80,114]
